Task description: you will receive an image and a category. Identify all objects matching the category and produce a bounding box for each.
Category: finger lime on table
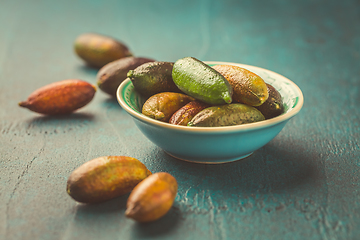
[66,156,152,204]
[126,172,178,222]
[172,57,233,105]
[74,33,132,68]
[18,79,96,115]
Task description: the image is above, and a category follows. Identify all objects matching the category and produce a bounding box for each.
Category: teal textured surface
[1,0,359,239]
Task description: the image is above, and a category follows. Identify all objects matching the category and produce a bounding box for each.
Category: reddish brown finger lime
[19,79,96,115]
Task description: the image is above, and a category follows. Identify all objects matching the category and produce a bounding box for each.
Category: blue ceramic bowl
[117,61,304,164]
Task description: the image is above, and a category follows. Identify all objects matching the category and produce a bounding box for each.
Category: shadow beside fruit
[70,192,182,238]
[130,205,182,238]
[75,194,129,215]
[26,112,95,126]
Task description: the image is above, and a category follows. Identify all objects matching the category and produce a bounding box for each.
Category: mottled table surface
[1,0,359,239]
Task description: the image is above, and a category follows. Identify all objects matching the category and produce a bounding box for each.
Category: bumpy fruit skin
[169,101,210,126]
[172,57,233,105]
[212,65,268,106]
[127,61,180,98]
[74,33,132,68]
[188,103,265,127]
[66,156,152,204]
[18,79,96,115]
[97,57,155,96]
[125,172,178,222]
[255,83,284,119]
[142,92,195,122]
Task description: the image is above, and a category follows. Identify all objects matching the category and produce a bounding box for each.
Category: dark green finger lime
[127,61,180,98]
[255,83,284,119]
[188,103,265,127]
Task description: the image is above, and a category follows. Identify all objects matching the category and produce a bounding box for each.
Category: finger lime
[188,103,265,127]
[172,57,233,105]
[212,64,268,106]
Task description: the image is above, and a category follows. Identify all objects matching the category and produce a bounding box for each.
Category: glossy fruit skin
[66,156,152,204]
[212,65,268,106]
[97,57,155,96]
[125,172,178,222]
[127,61,180,98]
[172,57,233,105]
[74,33,132,68]
[169,101,210,126]
[18,79,96,115]
[255,83,284,119]
[188,103,265,127]
[142,92,195,122]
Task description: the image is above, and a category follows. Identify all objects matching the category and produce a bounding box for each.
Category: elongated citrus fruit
[19,79,96,115]
[172,57,233,105]
[126,172,178,222]
[66,156,152,204]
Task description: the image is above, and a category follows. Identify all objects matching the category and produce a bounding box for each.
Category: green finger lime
[172,57,233,105]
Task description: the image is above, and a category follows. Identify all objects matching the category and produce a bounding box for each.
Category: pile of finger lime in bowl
[117,56,304,164]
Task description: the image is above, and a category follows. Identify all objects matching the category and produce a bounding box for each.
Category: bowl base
[164,151,253,164]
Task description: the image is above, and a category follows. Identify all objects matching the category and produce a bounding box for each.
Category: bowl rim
[116,61,304,133]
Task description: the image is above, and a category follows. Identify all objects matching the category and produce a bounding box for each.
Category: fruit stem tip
[18,101,28,108]
[127,70,134,78]
[223,93,232,104]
